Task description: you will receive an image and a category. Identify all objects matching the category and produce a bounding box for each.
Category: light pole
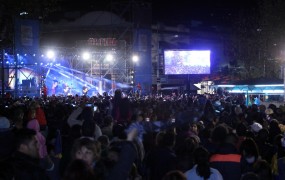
[82,51,92,86]
[132,54,139,93]
[106,54,114,93]
[1,49,5,99]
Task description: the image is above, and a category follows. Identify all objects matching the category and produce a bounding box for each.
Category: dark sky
[55,0,257,27]
[152,0,256,26]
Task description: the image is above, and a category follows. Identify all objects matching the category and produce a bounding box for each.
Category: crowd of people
[0,89,285,180]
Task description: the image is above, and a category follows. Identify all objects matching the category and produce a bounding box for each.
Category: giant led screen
[164,50,211,75]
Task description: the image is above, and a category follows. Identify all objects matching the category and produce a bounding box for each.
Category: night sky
[151,0,257,27]
[51,0,258,27]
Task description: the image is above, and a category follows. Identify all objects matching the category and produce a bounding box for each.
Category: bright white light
[20,12,28,16]
[217,85,235,87]
[255,84,283,87]
[106,54,113,61]
[82,52,91,60]
[46,50,55,59]
[263,90,284,93]
[228,89,284,94]
[132,55,139,62]
[229,90,245,93]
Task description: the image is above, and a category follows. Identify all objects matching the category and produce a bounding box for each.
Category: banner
[14,18,39,64]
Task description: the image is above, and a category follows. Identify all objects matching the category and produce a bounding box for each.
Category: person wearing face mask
[239,138,261,174]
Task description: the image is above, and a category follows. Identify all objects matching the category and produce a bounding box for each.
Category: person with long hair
[184,146,223,180]
[70,137,105,179]
[62,159,96,180]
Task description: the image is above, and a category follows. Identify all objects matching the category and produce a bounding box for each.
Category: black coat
[1,151,49,180]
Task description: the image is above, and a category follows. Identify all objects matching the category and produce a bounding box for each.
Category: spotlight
[46,50,55,59]
[132,55,139,62]
[82,52,91,60]
[106,54,113,61]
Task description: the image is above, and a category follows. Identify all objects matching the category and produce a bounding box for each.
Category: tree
[231,0,285,79]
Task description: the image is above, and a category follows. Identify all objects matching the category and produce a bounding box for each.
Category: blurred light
[20,12,28,16]
[46,50,55,59]
[255,84,283,87]
[132,55,139,62]
[263,90,283,93]
[106,54,113,61]
[82,52,91,60]
[217,85,235,87]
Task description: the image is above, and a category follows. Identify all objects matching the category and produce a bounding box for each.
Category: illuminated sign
[87,38,117,47]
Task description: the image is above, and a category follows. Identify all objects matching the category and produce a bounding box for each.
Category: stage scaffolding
[1,0,151,98]
[2,45,133,97]
[68,39,132,85]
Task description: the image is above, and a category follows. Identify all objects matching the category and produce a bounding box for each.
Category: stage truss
[4,42,134,97]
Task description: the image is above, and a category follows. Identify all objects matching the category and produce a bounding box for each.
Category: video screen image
[164,50,211,75]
